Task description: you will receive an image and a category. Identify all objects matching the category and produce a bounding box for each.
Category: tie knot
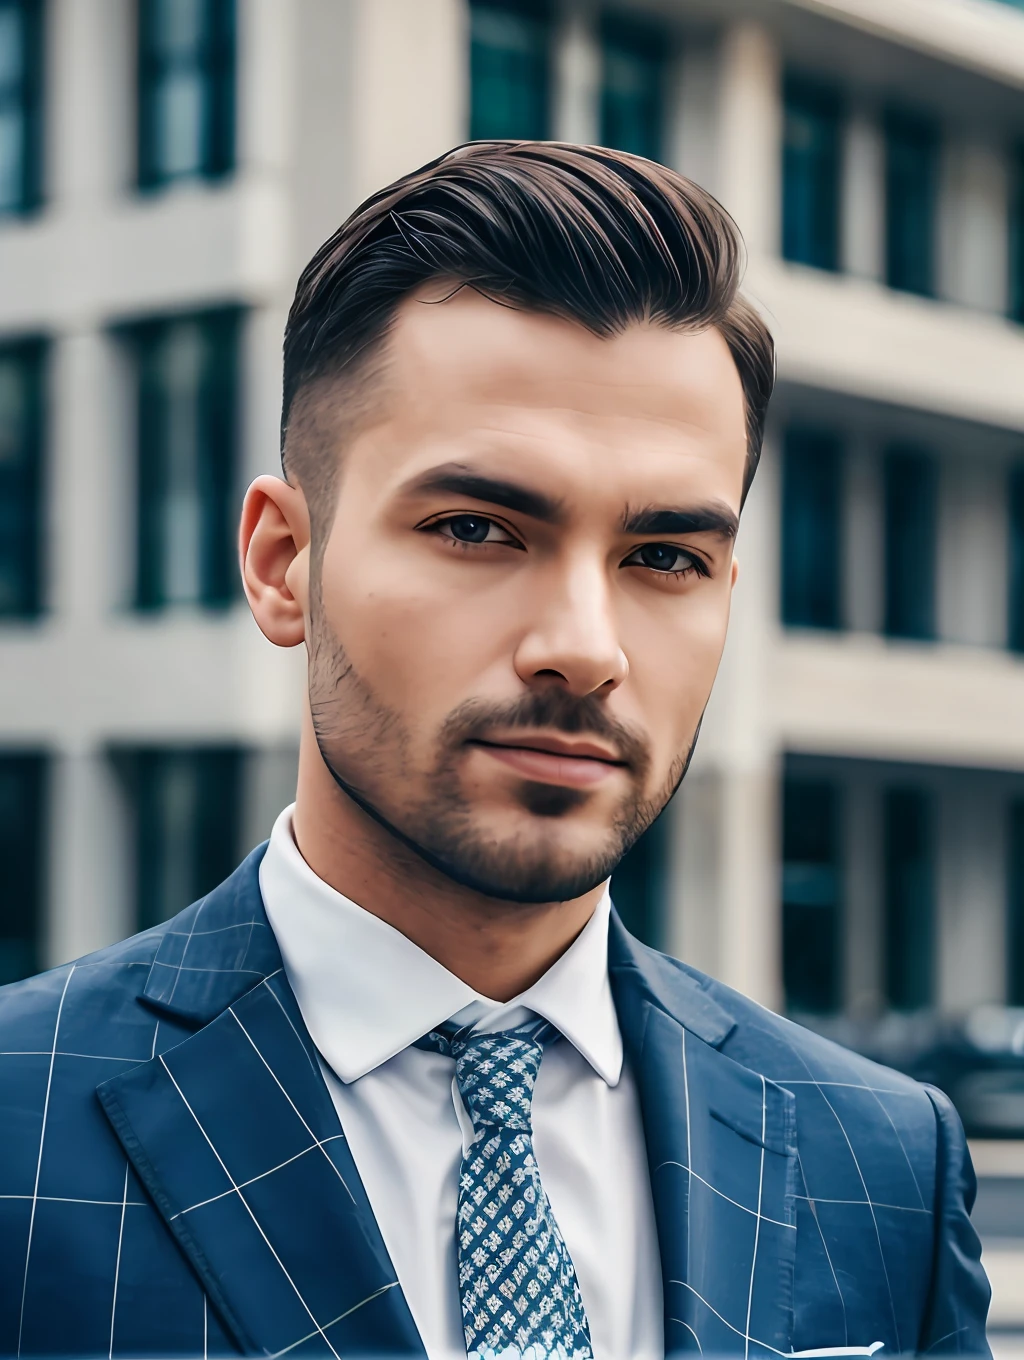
[415,1017,556,1134]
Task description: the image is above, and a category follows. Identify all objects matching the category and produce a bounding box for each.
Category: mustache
[437,689,651,776]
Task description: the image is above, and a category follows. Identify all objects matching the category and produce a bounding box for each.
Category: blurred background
[2,0,1024,1344]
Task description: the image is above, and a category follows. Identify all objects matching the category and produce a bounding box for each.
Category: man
[0,144,989,1359]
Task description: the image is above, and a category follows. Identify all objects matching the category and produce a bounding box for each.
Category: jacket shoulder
[0,923,168,1050]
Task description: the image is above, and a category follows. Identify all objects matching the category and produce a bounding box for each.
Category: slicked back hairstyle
[282,141,775,527]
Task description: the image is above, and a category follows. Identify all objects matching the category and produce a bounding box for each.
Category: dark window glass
[781,428,843,630]
[884,110,939,297]
[883,447,936,641]
[0,0,44,215]
[1008,465,1024,652]
[0,337,46,618]
[121,308,242,611]
[610,809,669,950]
[469,0,550,141]
[599,17,664,163]
[1010,148,1024,325]
[137,0,235,190]
[1008,800,1024,1006]
[113,747,243,931]
[883,787,933,1010]
[0,752,46,984]
[782,78,841,272]
[782,777,842,1014]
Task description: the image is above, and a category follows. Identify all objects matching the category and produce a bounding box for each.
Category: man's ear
[239,475,311,647]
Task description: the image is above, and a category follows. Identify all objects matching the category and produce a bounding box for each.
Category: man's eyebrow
[620,502,740,540]
[399,463,566,524]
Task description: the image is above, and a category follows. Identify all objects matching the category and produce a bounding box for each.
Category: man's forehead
[387,288,748,443]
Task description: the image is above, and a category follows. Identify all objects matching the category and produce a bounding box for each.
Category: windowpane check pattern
[781,427,843,630]
[0,337,46,618]
[469,0,550,141]
[599,17,665,163]
[782,78,842,272]
[122,308,242,611]
[884,110,939,297]
[783,776,842,1015]
[0,752,45,985]
[0,0,43,215]
[111,746,244,932]
[137,0,235,190]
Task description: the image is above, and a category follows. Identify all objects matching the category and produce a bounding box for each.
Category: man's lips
[468,735,627,788]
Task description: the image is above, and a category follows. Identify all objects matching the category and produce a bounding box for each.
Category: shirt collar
[259,805,623,1088]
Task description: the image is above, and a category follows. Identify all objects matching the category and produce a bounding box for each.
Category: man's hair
[282,141,775,521]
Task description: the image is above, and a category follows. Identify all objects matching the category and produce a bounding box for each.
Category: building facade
[4,0,1024,1117]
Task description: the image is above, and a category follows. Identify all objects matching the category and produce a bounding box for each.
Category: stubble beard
[307,606,697,904]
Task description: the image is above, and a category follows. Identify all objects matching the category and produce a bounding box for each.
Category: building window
[1008,465,1024,652]
[610,810,669,949]
[0,0,44,215]
[113,747,244,931]
[782,776,842,1014]
[883,787,933,1010]
[782,78,842,272]
[0,753,46,984]
[780,428,843,630]
[599,16,665,163]
[1008,800,1024,1006]
[120,308,242,611]
[469,0,550,141]
[1011,147,1024,325]
[883,447,936,641]
[0,337,46,619]
[884,110,939,297]
[137,0,235,191]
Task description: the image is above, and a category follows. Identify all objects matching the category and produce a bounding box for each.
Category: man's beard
[307,611,698,904]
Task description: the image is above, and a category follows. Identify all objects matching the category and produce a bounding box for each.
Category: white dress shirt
[259,805,664,1360]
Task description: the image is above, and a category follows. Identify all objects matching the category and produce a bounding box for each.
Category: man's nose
[512,557,629,698]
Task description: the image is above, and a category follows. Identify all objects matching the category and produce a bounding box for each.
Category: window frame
[0,751,47,985]
[0,0,45,216]
[115,305,244,614]
[781,75,843,273]
[136,0,237,192]
[780,427,844,631]
[883,786,934,1011]
[598,14,667,164]
[0,334,48,620]
[883,446,937,642]
[883,108,940,298]
[468,0,552,142]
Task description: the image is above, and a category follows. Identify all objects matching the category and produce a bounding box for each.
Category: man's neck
[290,739,604,1003]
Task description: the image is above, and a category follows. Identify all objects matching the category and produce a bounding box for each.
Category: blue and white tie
[417,1018,594,1360]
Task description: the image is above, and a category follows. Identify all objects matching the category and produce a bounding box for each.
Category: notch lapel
[97,851,425,1358]
[610,917,798,1358]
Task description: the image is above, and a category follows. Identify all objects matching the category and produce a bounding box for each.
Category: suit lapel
[97,851,425,1359]
[610,917,798,1358]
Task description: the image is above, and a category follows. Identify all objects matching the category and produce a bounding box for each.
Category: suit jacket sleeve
[916,1084,992,1356]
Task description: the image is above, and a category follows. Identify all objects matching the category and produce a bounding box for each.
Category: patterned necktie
[416,1017,594,1360]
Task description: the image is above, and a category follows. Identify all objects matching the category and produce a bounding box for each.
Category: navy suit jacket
[0,846,990,1357]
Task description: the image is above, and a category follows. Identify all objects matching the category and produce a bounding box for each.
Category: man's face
[305,288,749,903]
